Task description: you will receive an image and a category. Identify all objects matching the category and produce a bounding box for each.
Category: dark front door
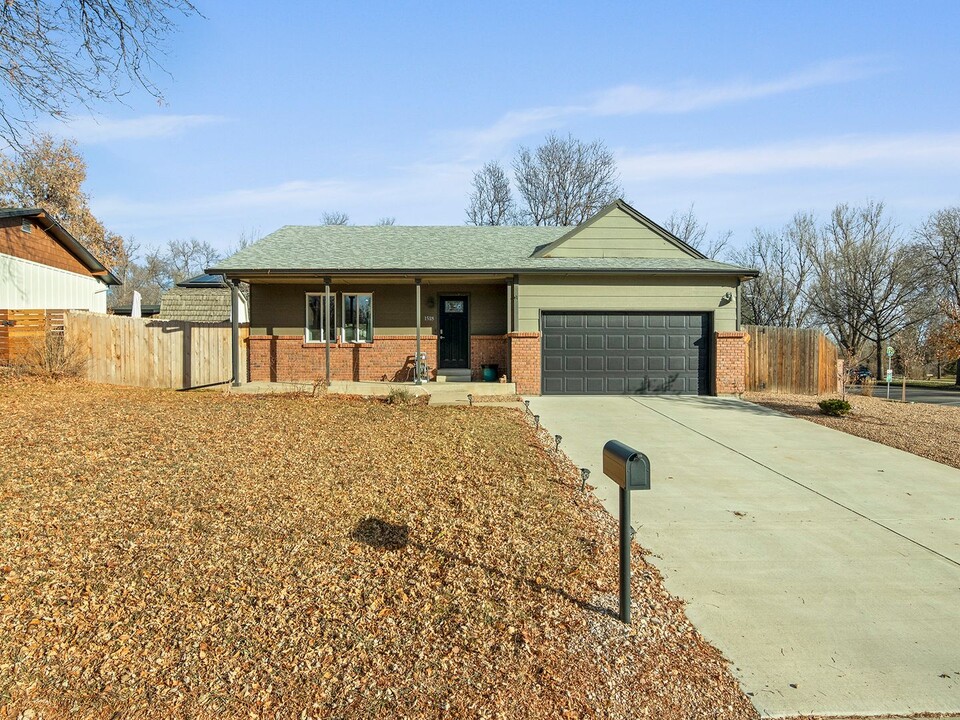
[438,295,469,368]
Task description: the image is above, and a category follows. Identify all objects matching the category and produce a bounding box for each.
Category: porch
[236,275,534,389]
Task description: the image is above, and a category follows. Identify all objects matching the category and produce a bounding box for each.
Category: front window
[305,293,336,343]
[342,293,373,343]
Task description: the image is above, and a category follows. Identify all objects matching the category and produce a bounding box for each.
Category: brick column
[509,332,541,395]
[714,331,750,395]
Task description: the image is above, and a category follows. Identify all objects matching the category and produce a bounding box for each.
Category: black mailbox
[602,440,651,491]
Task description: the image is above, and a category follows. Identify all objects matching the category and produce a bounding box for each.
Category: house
[208,199,757,395]
[158,273,249,323]
[0,208,120,312]
[0,208,121,363]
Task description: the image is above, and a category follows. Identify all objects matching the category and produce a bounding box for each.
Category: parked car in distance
[849,365,873,383]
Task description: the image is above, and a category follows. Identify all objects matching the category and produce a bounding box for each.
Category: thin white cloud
[458,57,880,156]
[56,114,226,143]
[617,132,960,181]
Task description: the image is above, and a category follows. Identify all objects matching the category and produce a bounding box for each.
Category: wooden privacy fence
[0,309,66,363]
[744,324,841,395]
[65,311,248,390]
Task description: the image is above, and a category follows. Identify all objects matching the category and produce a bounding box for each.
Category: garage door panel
[585,356,604,372]
[564,356,584,372]
[585,334,604,350]
[565,334,584,350]
[542,311,709,395]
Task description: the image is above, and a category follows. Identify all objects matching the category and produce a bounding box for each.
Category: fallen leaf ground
[0,380,756,719]
[745,391,960,470]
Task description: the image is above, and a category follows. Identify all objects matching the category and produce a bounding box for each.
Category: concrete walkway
[228,380,517,406]
[528,395,960,719]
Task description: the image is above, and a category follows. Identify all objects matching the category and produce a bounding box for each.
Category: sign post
[602,440,651,624]
[886,346,894,400]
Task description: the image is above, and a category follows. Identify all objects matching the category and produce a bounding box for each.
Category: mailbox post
[602,439,651,624]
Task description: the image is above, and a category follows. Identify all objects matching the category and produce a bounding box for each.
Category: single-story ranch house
[209,200,757,395]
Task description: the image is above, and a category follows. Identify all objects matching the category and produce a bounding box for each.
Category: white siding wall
[0,252,108,312]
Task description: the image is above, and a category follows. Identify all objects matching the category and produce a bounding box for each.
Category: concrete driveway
[528,395,960,718]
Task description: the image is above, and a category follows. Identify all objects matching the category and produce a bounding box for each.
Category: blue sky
[42,0,960,256]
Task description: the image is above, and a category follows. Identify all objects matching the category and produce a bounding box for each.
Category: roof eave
[6,208,122,285]
[210,266,758,278]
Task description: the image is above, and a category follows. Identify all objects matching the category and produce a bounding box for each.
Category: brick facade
[249,335,439,383]
[714,331,750,395]
[508,332,541,395]
[470,335,509,381]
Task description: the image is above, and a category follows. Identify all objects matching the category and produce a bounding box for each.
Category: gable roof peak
[532,198,708,260]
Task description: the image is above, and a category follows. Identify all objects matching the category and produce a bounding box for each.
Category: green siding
[544,206,691,259]
[250,282,506,337]
[515,274,739,333]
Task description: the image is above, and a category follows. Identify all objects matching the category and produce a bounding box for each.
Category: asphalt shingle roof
[209,225,753,275]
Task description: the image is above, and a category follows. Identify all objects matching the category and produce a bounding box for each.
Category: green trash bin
[481,364,498,382]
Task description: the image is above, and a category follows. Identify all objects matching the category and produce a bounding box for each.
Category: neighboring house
[158,273,249,323]
[0,208,120,312]
[209,199,758,395]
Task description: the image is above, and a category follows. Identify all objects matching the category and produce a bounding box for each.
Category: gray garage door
[541,312,710,395]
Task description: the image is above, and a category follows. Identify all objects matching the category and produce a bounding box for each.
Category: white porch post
[230,280,240,387]
[324,277,332,386]
[415,278,422,384]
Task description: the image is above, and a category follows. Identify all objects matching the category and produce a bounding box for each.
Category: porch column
[324,277,332,386]
[230,280,240,387]
[506,280,513,334]
[415,278,422,384]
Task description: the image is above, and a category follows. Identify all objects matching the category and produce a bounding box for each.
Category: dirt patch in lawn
[745,391,960,470]
[0,380,755,719]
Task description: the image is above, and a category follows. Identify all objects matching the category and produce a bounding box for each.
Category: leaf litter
[0,379,756,719]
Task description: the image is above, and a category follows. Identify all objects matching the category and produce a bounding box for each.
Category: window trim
[304,292,336,344]
[342,292,374,344]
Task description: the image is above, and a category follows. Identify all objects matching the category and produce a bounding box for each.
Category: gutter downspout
[230,280,240,387]
[324,277,332,386]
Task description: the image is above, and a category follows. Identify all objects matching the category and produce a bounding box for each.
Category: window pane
[307,295,322,342]
[306,294,335,342]
[357,295,372,342]
[343,294,357,343]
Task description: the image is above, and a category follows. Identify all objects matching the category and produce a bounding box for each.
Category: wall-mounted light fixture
[426,295,436,309]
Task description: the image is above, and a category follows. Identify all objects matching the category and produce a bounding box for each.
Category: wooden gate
[744,325,840,395]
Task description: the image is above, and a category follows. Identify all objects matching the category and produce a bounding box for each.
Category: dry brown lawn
[0,379,755,720]
[745,391,960,470]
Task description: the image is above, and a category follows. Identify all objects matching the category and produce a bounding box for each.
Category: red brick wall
[470,335,509,381]
[509,332,541,395]
[248,334,438,383]
[714,331,750,395]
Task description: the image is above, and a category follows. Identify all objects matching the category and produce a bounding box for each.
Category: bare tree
[376,216,396,226]
[916,207,960,385]
[0,132,127,269]
[808,202,930,374]
[729,212,815,327]
[664,204,731,258]
[320,211,350,226]
[0,0,198,145]
[466,161,515,226]
[513,133,622,226]
[164,238,221,284]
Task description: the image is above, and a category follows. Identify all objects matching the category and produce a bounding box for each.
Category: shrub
[13,332,87,379]
[387,387,415,405]
[860,377,876,397]
[818,398,851,417]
